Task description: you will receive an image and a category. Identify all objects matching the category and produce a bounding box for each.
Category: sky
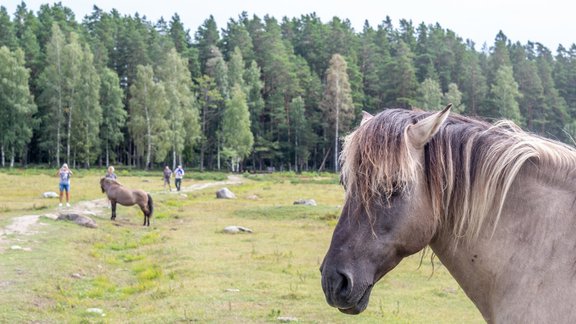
[3,0,575,51]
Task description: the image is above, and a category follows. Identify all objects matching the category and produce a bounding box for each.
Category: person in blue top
[56,163,73,207]
[174,165,185,191]
[105,165,117,180]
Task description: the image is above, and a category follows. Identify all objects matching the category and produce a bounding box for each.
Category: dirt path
[0,175,243,249]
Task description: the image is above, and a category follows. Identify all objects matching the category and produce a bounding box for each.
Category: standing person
[174,165,185,191]
[163,166,173,191]
[56,163,73,207]
[105,165,117,180]
[104,166,117,208]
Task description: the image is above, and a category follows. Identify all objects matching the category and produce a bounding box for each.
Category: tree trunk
[105,142,110,167]
[318,147,331,172]
[200,98,207,172]
[144,84,152,170]
[334,74,340,172]
[10,147,15,168]
[172,149,176,171]
[66,109,71,163]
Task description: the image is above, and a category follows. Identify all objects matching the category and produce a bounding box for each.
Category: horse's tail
[147,193,154,218]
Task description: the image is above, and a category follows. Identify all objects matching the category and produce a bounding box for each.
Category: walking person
[163,166,173,191]
[56,163,73,207]
[174,165,185,191]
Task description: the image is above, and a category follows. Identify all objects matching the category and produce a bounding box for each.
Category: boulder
[57,213,98,228]
[223,225,253,234]
[216,187,236,199]
[43,192,58,198]
[293,199,317,206]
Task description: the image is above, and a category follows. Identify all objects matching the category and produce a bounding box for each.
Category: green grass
[0,171,483,323]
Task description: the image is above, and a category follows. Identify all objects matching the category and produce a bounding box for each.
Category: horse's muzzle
[321,267,372,314]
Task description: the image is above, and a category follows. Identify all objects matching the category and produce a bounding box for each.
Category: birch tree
[38,23,66,166]
[71,43,101,167]
[128,65,168,169]
[0,47,37,166]
[320,53,354,172]
[99,68,126,166]
[157,48,199,169]
[491,65,523,125]
[221,84,253,171]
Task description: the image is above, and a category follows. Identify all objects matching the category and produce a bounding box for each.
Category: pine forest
[1,2,576,172]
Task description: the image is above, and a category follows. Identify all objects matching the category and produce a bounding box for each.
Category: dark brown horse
[100,177,154,226]
[321,104,576,322]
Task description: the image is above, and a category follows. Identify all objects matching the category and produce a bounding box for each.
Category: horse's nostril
[336,271,352,298]
[322,268,354,307]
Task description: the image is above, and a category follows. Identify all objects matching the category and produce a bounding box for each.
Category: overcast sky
[3,0,574,51]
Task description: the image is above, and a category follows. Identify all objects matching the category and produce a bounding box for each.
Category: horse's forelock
[341,109,419,212]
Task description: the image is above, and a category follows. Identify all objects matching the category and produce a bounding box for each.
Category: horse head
[320,105,451,314]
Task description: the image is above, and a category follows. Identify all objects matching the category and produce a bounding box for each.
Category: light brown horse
[321,104,576,322]
[100,177,154,226]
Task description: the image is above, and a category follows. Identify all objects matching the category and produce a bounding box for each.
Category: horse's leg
[140,204,148,226]
[111,201,117,220]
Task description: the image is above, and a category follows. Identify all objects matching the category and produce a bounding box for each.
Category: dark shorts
[59,183,70,192]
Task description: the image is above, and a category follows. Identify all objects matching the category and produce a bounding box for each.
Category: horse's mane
[341,108,576,242]
[101,177,122,187]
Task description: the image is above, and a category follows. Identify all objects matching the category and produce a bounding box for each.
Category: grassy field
[0,169,483,323]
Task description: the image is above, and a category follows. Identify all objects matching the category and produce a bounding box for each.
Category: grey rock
[293,199,317,206]
[57,213,98,228]
[223,225,253,234]
[43,192,59,198]
[277,316,298,322]
[216,187,236,199]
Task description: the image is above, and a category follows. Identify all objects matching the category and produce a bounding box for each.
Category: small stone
[86,308,105,316]
[277,316,298,322]
[293,199,317,206]
[42,192,58,198]
[223,225,253,234]
[225,288,240,292]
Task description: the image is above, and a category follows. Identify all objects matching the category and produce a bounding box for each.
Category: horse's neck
[430,162,576,322]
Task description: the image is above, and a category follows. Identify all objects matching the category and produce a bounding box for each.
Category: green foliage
[490,65,524,124]
[221,84,254,165]
[418,78,443,110]
[0,46,37,165]
[1,5,576,170]
[128,65,169,168]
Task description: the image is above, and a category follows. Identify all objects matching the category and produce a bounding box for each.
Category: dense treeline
[1,2,576,171]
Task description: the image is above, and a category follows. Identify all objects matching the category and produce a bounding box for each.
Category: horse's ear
[407,104,452,148]
[360,111,373,126]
